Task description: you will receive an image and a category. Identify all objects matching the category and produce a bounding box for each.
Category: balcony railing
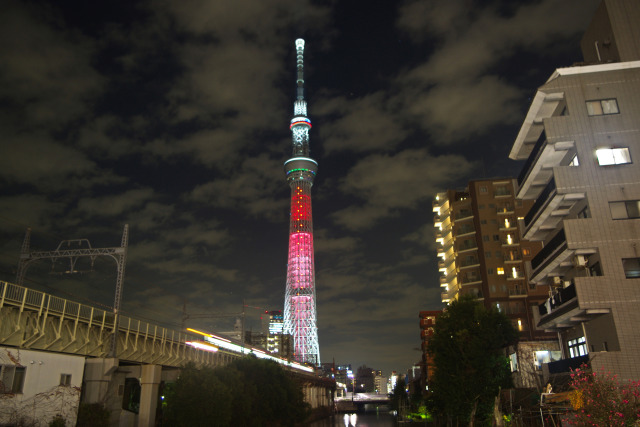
[531,229,566,272]
[457,226,475,235]
[458,245,478,253]
[517,129,547,187]
[455,210,474,220]
[524,177,556,228]
[509,286,527,296]
[547,355,589,374]
[459,259,479,268]
[538,283,576,316]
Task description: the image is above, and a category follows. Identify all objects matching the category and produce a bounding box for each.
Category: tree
[428,295,518,426]
[163,357,309,427]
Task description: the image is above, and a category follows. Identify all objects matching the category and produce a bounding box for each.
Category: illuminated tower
[283,38,320,365]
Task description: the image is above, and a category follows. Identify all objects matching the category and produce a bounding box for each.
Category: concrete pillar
[82,358,119,404]
[138,365,162,427]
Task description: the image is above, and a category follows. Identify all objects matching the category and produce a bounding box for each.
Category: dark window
[60,374,71,386]
[493,235,500,241]
[586,99,619,116]
[483,235,489,242]
[622,258,640,278]
[610,201,640,219]
[1,366,26,394]
[578,206,591,219]
[589,262,603,277]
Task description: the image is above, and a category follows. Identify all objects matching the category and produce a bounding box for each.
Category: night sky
[0,0,600,376]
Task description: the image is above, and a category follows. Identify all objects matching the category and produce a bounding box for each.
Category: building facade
[418,310,440,393]
[508,0,640,383]
[433,179,558,387]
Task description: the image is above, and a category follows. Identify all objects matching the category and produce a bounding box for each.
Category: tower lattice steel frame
[283,39,320,365]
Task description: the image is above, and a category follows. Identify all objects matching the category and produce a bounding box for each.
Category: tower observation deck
[283,38,320,365]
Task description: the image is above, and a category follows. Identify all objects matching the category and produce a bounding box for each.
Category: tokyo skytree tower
[283,39,320,365]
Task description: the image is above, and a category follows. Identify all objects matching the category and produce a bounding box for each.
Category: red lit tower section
[283,39,320,365]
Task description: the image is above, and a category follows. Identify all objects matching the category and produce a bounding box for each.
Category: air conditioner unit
[574,255,588,267]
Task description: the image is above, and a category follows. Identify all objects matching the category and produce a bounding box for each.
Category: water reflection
[343,413,357,426]
[309,412,399,426]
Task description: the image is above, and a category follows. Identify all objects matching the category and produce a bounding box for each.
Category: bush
[562,364,640,426]
[76,403,110,427]
[48,415,66,427]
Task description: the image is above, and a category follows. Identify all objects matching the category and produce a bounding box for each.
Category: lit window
[509,353,518,372]
[622,258,640,279]
[609,201,640,219]
[596,147,631,165]
[522,248,531,256]
[586,99,619,116]
[497,267,505,275]
[568,337,587,358]
[569,154,579,166]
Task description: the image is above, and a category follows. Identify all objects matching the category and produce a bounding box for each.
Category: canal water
[308,412,397,426]
[308,409,428,426]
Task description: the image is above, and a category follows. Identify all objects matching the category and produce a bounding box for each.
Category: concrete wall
[0,347,85,426]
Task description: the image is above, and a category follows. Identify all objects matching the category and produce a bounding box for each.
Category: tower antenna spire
[295,38,305,101]
[283,38,320,366]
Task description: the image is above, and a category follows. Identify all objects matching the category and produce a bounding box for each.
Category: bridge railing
[0,280,200,351]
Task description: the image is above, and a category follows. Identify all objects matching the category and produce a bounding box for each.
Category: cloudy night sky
[0,0,600,375]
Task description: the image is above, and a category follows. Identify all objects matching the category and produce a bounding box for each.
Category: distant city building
[356,365,375,393]
[374,372,387,395]
[266,310,284,354]
[508,0,640,383]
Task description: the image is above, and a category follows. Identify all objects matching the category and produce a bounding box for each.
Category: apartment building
[508,0,640,382]
[433,179,558,387]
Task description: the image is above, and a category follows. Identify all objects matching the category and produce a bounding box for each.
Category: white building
[0,347,85,426]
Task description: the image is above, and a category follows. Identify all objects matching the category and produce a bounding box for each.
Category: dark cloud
[0,0,601,376]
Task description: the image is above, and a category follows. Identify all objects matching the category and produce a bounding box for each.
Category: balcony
[508,286,527,296]
[457,226,475,237]
[455,210,474,221]
[523,177,585,241]
[497,206,514,215]
[503,253,522,263]
[459,258,480,269]
[457,244,478,254]
[530,229,569,281]
[513,112,575,200]
[547,355,589,375]
[460,277,482,286]
[537,280,610,331]
[538,283,577,316]
[501,237,519,247]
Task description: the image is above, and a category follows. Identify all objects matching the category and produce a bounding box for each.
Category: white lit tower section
[283,38,320,365]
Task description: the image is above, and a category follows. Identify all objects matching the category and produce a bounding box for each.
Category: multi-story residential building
[433,179,558,387]
[508,0,640,383]
[418,310,440,393]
